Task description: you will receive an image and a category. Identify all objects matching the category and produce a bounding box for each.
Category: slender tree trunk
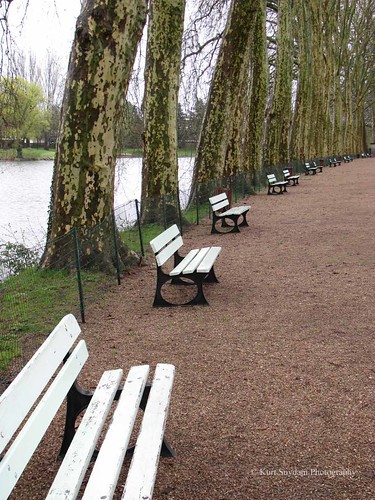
[192,0,259,186]
[264,0,294,166]
[243,0,268,178]
[141,0,186,223]
[41,0,147,270]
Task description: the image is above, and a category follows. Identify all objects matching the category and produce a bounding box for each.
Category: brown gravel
[12,157,375,499]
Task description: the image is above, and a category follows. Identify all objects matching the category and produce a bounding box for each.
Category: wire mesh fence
[0,154,352,389]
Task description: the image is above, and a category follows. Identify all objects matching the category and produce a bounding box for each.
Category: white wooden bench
[150,224,221,307]
[208,192,250,234]
[343,155,351,163]
[282,169,300,186]
[0,314,175,500]
[304,162,318,175]
[266,173,288,194]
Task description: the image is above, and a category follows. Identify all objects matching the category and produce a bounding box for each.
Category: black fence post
[162,196,167,229]
[177,187,183,235]
[195,183,199,225]
[73,228,85,324]
[112,212,121,285]
[134,199,145,257]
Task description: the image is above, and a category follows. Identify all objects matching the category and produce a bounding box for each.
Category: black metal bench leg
[59,380,175,459]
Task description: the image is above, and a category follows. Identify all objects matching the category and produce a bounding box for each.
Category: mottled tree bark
[141,0,185,222]
[243,0,268,177]
[264,0,294,166]
[192,0,259,185]
[41,0,147,270]
[291,1,313,160]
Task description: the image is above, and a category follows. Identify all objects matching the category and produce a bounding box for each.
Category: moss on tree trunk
[41,0,147,271]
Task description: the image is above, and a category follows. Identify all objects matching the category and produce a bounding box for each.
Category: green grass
[0,267,109,370]
[0,147,196,161]
[0,148,55,161]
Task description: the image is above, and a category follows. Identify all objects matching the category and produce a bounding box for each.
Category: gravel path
[13,157,375,499]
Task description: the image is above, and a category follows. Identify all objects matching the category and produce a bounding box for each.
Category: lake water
[0,157,195,248]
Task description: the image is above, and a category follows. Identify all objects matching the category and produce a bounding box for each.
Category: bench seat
[209,192,250,234]
[0,314,175,500]
[150,224,221,307]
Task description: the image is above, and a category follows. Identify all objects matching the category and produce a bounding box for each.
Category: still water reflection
[0,157,194,248]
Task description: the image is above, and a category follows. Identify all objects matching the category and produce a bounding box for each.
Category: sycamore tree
[141,0,186,223]
[0,76,49,156]
[40,0,148,270]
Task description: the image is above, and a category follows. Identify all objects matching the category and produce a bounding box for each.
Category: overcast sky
[8,0,81,66]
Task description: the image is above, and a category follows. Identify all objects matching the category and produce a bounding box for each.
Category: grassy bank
[0,147,196,161]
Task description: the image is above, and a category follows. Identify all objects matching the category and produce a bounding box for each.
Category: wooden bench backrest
[267,174,277,184]
[150,224,183,267]
[209,192,229,213]
[283,169,290,177]
[305,162,310,167]
[0,314,85,498]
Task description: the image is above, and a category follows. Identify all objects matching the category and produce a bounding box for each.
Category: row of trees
[0,63,205,155]
[2,0,374,271]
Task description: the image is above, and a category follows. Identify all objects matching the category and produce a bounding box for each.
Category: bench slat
[0,340,88,500]
[211,199,229,212]
[197,246,222,273]
[82,365,150,499]
[48,368,124,499]
[0,313,80,455]
[208,192,227,205]
[221,206,249,216]
[169,248,200,276]
[150,224,180,254]
[154,235,183,267]
[181,247,210,274]
[122,364,175,500]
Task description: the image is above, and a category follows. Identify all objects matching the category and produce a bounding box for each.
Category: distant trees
[0,76,49,156]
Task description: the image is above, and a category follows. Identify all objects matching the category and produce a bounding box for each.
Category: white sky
[8,0,81,66]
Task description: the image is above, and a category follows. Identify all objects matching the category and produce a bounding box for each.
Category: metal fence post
[196,183,199,225]
[162,195,167,229]
[177,187,183,235]
[73,228,85,323]
[134,199,144,257]
[112,212,121,285]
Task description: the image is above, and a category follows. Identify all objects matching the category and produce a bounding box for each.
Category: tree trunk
[264,0,294,166]
[243,0,268,179]
[141,0,186,224]
[192,0,259,187]
[41,0,147,270]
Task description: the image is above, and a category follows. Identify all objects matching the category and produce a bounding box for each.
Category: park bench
[333,157,341,165]
[266,173,288,194]
[208,192,250,234]
[0,314,175,500]
[343,155,351,162]
[150,224,221,307]
[304,162,318,175]
[282,169,300,186]
[328,158,338,167]
[312,161,323,172]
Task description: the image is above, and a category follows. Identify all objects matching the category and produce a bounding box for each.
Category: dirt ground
[12,157,375,499]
